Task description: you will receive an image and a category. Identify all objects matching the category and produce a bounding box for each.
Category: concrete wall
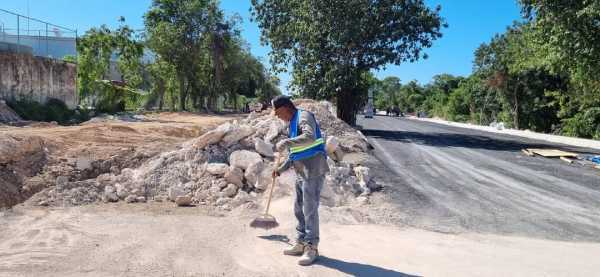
[0,52,77,108]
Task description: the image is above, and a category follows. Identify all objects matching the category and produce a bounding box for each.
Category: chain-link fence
[0,8,77,59]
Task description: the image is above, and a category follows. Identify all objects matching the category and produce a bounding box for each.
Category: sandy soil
[0,112,241,209]
[0,112,241,161]
[1,197,599,277]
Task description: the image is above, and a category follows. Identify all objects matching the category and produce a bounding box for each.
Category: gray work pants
[294,174,324,246]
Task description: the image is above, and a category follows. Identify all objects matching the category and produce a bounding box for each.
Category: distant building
[0,32,76,59]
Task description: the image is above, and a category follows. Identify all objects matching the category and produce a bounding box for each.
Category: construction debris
[0,100,22,124]
[526,148,578,158]
[521,149,534,156]
[28,100,378,209]
[560,157,574,164]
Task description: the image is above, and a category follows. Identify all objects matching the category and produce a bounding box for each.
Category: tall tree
[144,0,212,111]
[77,18,144,112]
[252,0,446,124]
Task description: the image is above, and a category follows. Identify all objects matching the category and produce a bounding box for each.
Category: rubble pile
[31,100,380,209]
[0,100,22,124]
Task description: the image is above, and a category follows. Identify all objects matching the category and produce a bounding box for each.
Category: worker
[271,96,329,266]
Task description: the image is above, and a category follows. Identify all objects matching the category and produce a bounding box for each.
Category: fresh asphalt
[357,115,600,242]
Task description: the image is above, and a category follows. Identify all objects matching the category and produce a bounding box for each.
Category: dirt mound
[0,100,22,124]
[0,134,48,209]
[29,100,380,209]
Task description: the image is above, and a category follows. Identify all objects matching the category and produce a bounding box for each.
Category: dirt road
[2,197,600,277]
[358,115,600,241]
[2,113,600,276]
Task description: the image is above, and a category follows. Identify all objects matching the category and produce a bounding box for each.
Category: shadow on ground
[258,234,293,246]
[361,128,598,154]
[317,256,421,277]
[258,234,418,276]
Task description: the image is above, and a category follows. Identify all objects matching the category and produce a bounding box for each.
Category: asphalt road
[357,115,600,242]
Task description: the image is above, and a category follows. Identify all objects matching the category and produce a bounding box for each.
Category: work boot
[283,241,305,256]
[298,243,318,266]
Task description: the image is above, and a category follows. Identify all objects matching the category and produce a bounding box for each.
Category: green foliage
[562,108,600,140]
[76,18,144,112]
[251,0,446,124]
[6,98,87,125]
[143,0,273,112]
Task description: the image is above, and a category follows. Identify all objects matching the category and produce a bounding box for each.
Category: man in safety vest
[272,96,330,266]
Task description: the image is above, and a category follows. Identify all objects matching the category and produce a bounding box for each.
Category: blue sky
[2,0,522,93]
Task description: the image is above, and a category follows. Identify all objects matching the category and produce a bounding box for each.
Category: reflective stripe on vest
[288,109,326,161]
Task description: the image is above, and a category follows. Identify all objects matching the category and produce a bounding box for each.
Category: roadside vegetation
[371,1,600,140]
[73,0,281,114]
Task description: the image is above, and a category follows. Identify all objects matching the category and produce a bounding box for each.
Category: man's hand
[275,139,292,152]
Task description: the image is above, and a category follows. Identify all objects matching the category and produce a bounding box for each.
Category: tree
[252,0,446,124]
[520,0,600,137]
[145,0,213,111]
[76,18,144,112]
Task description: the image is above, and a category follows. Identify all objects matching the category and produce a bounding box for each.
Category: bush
[562,108,600,140]
[6,98,83,125]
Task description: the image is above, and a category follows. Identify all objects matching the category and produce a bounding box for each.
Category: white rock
[353,166,371,184]
[254,138,274,157]
[338,136,369,153]
[224,166,244,187]
[125,195,137,203]
[76,157,93,171]
[215,197,231,206]
[244,160,264,186]
[221,124,255,147]
[239,136,255,148]
[136,196,147,203]
[325,136,339,155]
[255,165,274,191]
[175,195,192,206]
[356,196,369,205]
[115,183,129,199]
[206,163,229,175]
[341,152,369,166]
[334,148,345,161]
[221,183,238,198]
[103,185,119,202]
[217,122,234,133]
[265,120,284,143]
[194,189,210,202]
[230,150,262,170]
[168,186,185,201]
[190,129,226,149]
[320,176,338,207]
[56,176,69,186]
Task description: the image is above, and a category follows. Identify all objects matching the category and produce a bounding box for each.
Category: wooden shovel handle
[264,154,282,214]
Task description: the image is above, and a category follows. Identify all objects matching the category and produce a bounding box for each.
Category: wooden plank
[560,157,574,164]
[526,148,578,158]
[521,149,534,156]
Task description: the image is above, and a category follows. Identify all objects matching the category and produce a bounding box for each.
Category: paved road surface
[358,115,600,242]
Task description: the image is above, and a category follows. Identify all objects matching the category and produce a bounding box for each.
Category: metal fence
[0,8,77,59]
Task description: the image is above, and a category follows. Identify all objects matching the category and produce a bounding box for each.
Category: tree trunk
[179,78,188,111]
[336,88,357,125]
[513,84,519,129]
